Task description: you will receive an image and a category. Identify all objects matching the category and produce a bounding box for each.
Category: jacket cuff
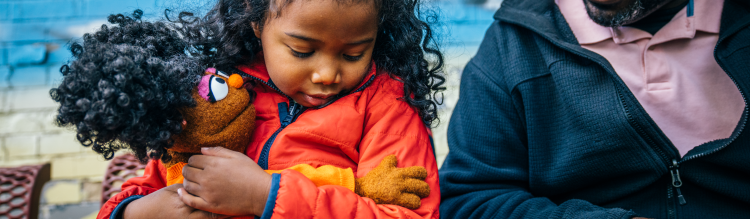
[258,173,281,219]
[109,195,144,219]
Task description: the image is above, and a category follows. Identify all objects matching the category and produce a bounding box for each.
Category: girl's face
[254,0,379,108]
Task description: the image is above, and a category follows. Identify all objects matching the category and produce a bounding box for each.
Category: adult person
[439,0,750,218]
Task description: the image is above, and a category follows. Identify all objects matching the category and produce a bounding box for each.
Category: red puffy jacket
[98,60,440,219]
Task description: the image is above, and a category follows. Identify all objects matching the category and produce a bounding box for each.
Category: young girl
[67,0,443,217]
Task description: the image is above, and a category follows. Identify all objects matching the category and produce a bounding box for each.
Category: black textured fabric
[439,0,750,218]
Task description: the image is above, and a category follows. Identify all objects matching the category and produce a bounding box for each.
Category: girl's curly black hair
[178,0,445,126]
[52,0,445,162]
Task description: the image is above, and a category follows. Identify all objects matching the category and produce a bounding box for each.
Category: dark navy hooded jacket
[438,0,750,218]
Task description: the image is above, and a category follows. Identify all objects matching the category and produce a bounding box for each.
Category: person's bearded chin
[583,0,671,27]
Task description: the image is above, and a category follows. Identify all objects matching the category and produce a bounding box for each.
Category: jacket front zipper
[258,100,305,170]
[498,11,750,219]
[669,159,687,205]
[673,32,750,164]
[233,68,377,170]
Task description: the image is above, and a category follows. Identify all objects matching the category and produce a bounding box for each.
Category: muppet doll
[50,10,429,210]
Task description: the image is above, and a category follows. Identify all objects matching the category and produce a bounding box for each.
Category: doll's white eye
[208,75,228,102]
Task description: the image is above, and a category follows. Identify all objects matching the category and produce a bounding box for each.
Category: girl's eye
[291,49,314,58]
[343,54,363,61]
[208,75,228,102]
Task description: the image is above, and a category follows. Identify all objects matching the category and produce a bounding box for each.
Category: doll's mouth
[170,87,256,154]
[209,101,255,136]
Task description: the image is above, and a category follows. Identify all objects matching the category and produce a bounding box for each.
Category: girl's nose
[311,68,341,85]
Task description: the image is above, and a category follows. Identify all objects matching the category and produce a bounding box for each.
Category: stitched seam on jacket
[281,128,350,146]
[313,186,322,219]
[364,90,401,112]
[352,194,360,218]
[466,61,505,90]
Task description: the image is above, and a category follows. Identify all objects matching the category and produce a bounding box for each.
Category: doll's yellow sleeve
[166,163,355,192]
[265,164,355,192]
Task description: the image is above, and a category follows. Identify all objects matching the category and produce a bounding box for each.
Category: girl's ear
[251,22,261,38]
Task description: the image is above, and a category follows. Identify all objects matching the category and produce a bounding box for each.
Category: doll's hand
[123,184,227,219]
[179,147,272,217]
[354,155,430,209]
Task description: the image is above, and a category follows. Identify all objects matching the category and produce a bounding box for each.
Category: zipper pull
[670,159,687,205]
[281,101,298,127]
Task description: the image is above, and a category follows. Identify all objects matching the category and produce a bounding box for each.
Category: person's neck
[663,0,689,9]
[621,0,689,26]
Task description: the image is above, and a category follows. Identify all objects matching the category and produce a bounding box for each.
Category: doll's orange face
[170,69,256,154]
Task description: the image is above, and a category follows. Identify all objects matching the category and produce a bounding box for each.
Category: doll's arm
[264,165,355,191]
[168,162,354,189]
[168,158,428,210]
[353,155,429,209]
[265,155,429,210]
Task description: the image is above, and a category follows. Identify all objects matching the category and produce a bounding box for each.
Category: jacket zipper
[230,69,301,170]
[498,18,748,219]
[669,159,686,205]
[665,19,750,210]
[258,100,305,170]
[674,37,749,165]
[517,37,683,217]
[496,3,750,218]
[665,34,748,213]
[231,68,377,169]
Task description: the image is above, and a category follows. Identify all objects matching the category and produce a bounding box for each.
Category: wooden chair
[101,154,147,206]
[0,163,51,219]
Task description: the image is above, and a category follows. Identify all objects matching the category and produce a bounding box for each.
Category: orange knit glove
[354,155,430,209]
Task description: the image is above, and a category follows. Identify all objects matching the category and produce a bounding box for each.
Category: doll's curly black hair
[50,10,205,162]
[52,0,445,162]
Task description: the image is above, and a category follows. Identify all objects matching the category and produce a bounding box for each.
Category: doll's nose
[228,74,244,88]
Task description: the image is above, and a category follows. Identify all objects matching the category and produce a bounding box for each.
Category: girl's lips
[303,93,335,107]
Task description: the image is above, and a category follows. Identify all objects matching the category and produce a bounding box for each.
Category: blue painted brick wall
[12,66,48,87]
[0,46,6,66]
[0,0,170,88]
[86,0,160,18]
[0,0,499,89]
[8,44,46,66]
[11,0,82,20]
[0,3,10,20]
[0,66,9,87]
